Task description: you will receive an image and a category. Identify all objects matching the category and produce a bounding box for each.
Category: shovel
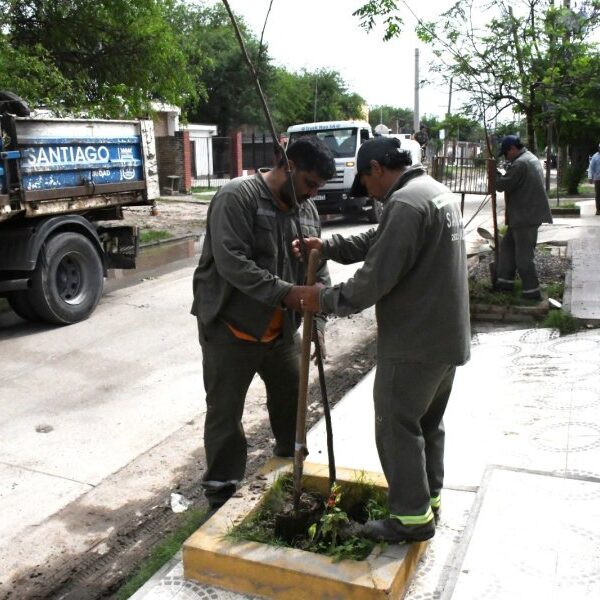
[292,248,320,512]
[274,249,323,541]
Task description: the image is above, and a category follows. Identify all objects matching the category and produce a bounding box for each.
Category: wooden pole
[293,249,320,511]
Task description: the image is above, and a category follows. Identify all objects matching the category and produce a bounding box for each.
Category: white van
[286,120,385,222]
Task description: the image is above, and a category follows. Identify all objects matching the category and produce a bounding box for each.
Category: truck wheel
[6,291,40,322]
[367,199,383,223]
[29,232,104,324]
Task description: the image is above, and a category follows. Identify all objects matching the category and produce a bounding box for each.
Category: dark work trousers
[595,180,600,213]
[200,332,300,506]
[374,361,456,522]
[496,225,540,296]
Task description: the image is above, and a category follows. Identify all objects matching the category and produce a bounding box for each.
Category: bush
[542,309,580,335]
[565,163,587,195]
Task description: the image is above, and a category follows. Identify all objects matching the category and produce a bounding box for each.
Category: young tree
[354,0,600,159]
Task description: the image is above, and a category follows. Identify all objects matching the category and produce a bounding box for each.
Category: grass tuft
[139,229,173,244]
[542,309,580,335]
[112,506,209,600]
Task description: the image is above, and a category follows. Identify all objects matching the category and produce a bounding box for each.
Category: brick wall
[155,132,192,193]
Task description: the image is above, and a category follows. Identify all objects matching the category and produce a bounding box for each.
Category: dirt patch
[121,199,209,239]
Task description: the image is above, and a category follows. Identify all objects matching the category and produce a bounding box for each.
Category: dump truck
[0,99,159,324]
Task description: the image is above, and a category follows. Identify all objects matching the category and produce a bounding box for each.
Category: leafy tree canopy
[354,0,600,159]
[0,0,193,117]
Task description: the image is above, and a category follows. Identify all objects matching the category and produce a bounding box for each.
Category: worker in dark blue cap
[290,135,471,543]
[495,136,552,300]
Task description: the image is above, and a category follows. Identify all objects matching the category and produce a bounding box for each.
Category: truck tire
[6,291,41,322]
[367,199,383,223]
[29,232,104,324]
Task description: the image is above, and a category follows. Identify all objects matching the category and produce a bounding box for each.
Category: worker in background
[494,135,553,300]
[191,136,335,512]
[587,143,600,216]
[291,136,471,543]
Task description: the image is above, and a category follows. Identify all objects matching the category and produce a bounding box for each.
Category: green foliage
[353,0,403,41]
[173,2,273,134]
[0,0,193,117]
[369,104,413,132]
[228,474,389,563]
[542,309,580,335]
[271,68,366,128]
[564,162,588,195]
[354,0,600,158]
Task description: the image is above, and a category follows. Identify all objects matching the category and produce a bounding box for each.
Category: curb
[470,299,549,323]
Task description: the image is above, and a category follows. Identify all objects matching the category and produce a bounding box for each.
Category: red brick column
[230,130,243,178]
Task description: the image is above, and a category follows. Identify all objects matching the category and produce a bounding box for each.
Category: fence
[430,156,492,195]
[191,133,278,190]
[242,132,277,172]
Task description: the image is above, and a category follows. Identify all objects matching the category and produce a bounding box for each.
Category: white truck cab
[286,120,384,222]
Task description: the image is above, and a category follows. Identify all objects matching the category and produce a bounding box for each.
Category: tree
[269,68,366,129]
[368,105,413,133]
[354,0,600,161]
[0,0,192,117]
[170,1,275,134]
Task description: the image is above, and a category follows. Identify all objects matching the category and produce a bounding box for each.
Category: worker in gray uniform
[495,135,553,300]
[293,136,471,543]
[191,136,335,510]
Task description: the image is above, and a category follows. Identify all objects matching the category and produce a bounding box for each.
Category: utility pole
[313,76,318,122]
[413,48,420,133]
[447,77,453,116]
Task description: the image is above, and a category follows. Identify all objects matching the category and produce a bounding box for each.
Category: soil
[121,198,209,240]
[469,247,570,285]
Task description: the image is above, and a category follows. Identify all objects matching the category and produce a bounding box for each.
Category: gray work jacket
[320,167,471,365]
[191,171,329,343]
[495,149,553,228]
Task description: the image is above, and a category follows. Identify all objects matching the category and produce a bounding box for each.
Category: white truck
[286,120,383,221]
[0,106,159,324]
[286,121,422,222]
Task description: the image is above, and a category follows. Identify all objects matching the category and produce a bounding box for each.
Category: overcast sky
[222,0,463,120]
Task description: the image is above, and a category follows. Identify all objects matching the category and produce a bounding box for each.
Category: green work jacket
[320,167,471,365]
[191,171,329,342]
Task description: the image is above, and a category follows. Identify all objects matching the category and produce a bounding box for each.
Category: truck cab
[286,121,383,222]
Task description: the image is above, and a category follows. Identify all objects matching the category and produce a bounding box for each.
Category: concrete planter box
[470,298,549,322]
[550,206,580,217]
[183,460,427,599]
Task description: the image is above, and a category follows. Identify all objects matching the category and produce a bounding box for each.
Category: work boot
[522,290,542,301]
[361,518,435,543]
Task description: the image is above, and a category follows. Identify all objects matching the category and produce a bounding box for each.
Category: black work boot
[361,518,435,543]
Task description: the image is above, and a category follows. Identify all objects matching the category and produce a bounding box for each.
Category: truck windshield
[288,128,358,158]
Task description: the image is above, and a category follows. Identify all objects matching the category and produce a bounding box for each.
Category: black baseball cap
[498,135,522,157]
[350,137,405,197]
